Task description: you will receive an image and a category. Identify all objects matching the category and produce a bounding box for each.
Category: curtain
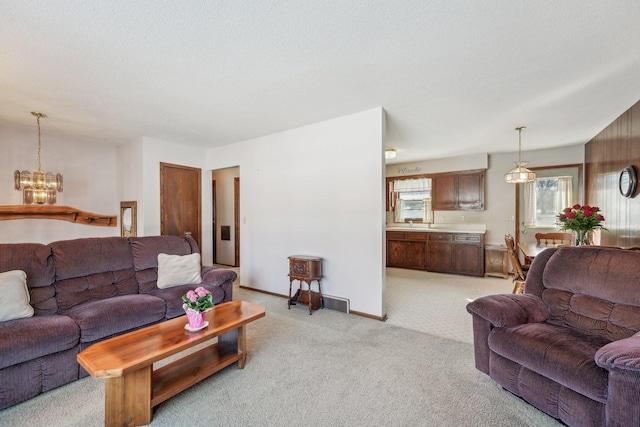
[523,182,536,227]
[556,177,573,210]
[394,199,404,223]
[423,199,433,224]
[392,178,431,192]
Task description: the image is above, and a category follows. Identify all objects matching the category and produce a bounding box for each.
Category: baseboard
[239,285,385,321]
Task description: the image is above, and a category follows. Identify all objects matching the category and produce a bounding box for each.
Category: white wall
[211,167,239,266]
[0,124,119,243]
[386,144,585,246]
[206,108,386,317]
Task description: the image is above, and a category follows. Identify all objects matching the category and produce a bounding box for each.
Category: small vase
[575,230,590,246]
[185,308,206,329]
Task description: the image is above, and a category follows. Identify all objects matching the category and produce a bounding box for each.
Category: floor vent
[322,295,350,313]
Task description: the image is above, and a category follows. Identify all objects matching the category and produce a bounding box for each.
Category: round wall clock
[619,165,637,198]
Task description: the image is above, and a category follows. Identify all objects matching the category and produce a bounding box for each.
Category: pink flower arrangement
[181,286,214,312]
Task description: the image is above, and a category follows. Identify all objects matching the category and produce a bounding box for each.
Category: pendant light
[385,148,397,160]
[14,112,63,204]
[504,126,535,183]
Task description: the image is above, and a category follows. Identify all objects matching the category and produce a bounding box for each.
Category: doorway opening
[212,167,240,267]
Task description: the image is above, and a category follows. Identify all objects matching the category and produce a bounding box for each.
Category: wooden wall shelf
[0,205,117,227]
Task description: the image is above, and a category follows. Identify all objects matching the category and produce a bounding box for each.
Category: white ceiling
[2,1,640,164]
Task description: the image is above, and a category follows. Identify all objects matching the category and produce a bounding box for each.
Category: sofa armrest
[466,294,548,327]
[201,266,237,286]
[596,333,640,372]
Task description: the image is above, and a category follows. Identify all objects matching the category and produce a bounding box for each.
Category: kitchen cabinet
[386,232,427,269]
[386,231,484,276]
[432,170,485,211]
[426,233,453,272]
[452,234,484,276]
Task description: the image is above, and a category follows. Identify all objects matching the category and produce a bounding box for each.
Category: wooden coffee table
[77,300,265,427]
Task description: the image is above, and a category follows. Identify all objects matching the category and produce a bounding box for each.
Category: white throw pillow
[0,270,35,322]
[157,253,202,289]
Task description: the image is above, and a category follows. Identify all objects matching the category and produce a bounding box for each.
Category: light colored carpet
[385,268,513,343]
[0,276,563,427]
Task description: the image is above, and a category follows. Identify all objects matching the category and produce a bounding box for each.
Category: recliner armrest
[596,333,640,372]
[466,294,548,327]
[201,266,237,286]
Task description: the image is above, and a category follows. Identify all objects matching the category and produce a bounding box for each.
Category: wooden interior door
[160,162,202,250]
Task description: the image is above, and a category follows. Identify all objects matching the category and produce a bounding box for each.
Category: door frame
[234,177,240,267]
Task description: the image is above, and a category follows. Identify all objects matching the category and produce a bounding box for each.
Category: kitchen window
[389,177,433,223]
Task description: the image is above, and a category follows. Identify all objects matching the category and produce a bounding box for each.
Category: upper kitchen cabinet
[432,169,485,211]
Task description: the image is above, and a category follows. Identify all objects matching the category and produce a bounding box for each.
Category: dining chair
[505,234,528,294]
[535,232,572,246]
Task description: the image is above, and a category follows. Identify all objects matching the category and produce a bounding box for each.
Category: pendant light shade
[14,112,63,204]
[504,126,536,184]
[385,148,397,160]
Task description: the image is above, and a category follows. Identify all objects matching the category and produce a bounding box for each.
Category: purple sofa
[467,246,640,427]
[0,235,236,410]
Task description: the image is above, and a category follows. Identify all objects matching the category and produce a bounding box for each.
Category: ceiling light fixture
[504,126,535,184]
[385,148,397,160]
[14,112,63,204]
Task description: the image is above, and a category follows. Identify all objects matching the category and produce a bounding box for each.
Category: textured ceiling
[2,1,640,164]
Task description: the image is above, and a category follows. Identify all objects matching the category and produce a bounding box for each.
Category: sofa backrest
[129,235,200,294]
[529,246,640,341]
[50,237,138,313]
[0,243,57,315]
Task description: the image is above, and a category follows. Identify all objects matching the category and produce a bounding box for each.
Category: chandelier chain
[37,115,42,171]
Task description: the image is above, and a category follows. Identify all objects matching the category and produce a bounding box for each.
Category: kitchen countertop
[386,224,486,234]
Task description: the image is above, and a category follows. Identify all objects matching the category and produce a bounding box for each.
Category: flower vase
[185,308,206,329]
[575,230,590,246]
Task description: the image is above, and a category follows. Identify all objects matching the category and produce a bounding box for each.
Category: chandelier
[14,112,63,205]
[504,126,536,184]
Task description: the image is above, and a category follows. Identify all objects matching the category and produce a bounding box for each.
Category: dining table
[518,242,561,262]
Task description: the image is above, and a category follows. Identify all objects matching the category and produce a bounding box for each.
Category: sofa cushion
[63,294,166,343]
[544,288,640,342]
[0,270,34,322]
[157,253,202,289]
[130,235,199,293]
[489,322,611,403]
[543,247,640,306]
[0,315,79,369]
[50,237,138,312]
[150,283,226,319]
[0,243,56,315]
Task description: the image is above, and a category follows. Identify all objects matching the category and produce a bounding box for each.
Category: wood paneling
[585,100,640,247]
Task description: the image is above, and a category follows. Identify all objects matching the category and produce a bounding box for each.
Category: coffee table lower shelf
[151,339,243,407]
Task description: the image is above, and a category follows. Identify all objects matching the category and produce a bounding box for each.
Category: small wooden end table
[288,255,323,314]
[77,300,265,427]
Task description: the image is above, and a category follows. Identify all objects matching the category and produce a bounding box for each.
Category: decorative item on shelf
[557,204,606,246]
[385,147,397,160]
[504,126,536,184]
[181,286,214,331]
[14,112,63,205]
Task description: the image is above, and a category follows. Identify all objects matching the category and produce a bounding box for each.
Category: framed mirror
[120,201,137,237]
[619,166,637,198]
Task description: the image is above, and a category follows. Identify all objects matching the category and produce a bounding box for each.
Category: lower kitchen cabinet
[386,232,427,269]
[387,231,484,276]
